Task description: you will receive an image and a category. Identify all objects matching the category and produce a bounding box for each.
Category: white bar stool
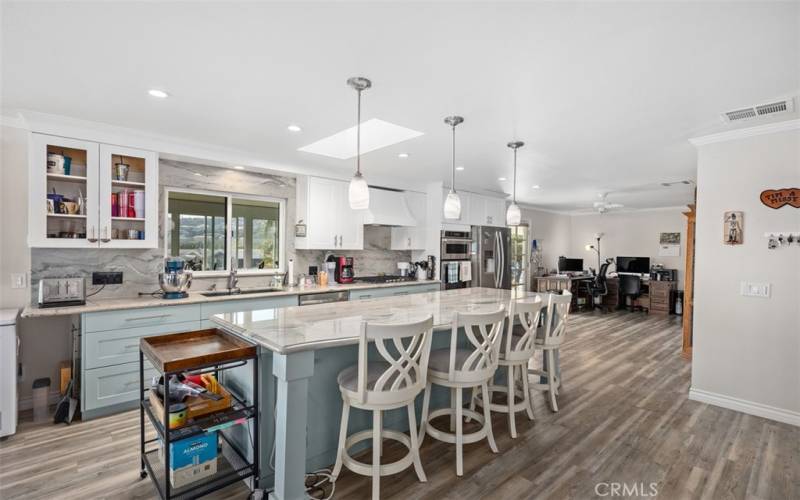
[331,315,434,500]
[528,291,572,412]
[418,306,506,476]
[472,297,546,438]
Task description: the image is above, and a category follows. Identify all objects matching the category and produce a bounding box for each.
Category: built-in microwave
[440,230,472,260]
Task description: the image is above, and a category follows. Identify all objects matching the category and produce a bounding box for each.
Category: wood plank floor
[2,311,798,499]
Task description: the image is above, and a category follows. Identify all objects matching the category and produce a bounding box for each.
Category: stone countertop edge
[21,280,442,318]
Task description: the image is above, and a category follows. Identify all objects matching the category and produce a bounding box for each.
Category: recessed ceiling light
[398,153,409,159]
[287,124,302,132]
[531,184,541,189]
[455,166,465,171]
[498,177,507,181]
[193,172,203,177]
[148,89,169,99]
[298,119,424,159]
[233,166,245,170]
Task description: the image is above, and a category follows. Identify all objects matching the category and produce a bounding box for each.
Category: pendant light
[443,116,464,219]
[347,76,372,210]
[506,141,524,226]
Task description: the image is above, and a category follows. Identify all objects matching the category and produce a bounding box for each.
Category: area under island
[212,286,538,500]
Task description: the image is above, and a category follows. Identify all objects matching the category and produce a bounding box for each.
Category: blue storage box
[167,431,218,470]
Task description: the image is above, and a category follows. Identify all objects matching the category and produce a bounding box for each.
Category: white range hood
[361,188,417,226]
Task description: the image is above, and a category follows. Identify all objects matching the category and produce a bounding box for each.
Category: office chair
[619,274,648,313]
[585,261,610,311]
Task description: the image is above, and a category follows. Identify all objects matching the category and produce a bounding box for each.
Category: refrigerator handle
[494,232,501,288]
[498,232,505,288]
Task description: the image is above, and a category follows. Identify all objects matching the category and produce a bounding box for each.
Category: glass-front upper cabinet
[28,133,158,248]
[98,144,158,248]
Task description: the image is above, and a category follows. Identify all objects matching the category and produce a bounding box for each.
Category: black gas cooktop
[353,275,417,284]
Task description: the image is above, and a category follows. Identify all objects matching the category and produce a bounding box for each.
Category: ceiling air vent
[721,98,794,123]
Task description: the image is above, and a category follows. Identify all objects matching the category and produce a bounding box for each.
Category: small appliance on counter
[159,257,193,299]
[38,277,86,308]
[397,262,412,277]
[334,256,354,284]
[650,267,677,282]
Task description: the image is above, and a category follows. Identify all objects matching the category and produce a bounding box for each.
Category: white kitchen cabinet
[472,194,507,227]
[28,133,159,248]
[295,175,363,250]
[98,144,159,248]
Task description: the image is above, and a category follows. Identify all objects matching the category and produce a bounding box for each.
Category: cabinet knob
[100,226,111,243]
[87,226,98,243]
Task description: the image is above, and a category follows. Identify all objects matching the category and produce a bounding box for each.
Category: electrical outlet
[740,282,771,298]
[92,272,123,285]
[17,362,24,383]
[10,273,26,289]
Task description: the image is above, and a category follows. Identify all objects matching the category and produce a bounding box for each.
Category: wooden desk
[532,275,593,312]
[604,278,676,315]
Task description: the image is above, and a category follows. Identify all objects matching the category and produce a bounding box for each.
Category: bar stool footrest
[425,407,486,445]
[342,429,415,477]
[474,385,529,414]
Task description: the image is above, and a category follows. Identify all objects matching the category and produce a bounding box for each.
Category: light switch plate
[10,273,26,289]
[740,282,771,298]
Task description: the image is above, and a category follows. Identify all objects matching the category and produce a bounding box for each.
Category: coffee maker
[335,256,354,284]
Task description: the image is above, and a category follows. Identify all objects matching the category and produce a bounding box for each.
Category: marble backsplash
[30,160,411,301]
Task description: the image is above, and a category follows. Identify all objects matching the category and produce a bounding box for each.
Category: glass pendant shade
[348,172,370,210]
[506,202,521,226]
[443,190,462,219]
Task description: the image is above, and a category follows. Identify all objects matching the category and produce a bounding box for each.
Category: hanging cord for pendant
[356,87,362,177]
[451,123,456,191]
[512,146,517,204]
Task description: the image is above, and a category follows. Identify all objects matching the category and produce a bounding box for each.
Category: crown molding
[689,118,800,146]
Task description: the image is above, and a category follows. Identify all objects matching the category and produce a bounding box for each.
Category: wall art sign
[658,232,681,256]
[760,188,800,209]
[723,211,743,245]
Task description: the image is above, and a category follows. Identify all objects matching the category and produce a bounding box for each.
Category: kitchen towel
[459,261,472,282]
[447,262,459,284]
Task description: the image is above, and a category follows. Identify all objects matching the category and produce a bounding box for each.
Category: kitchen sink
[200,287,283,297]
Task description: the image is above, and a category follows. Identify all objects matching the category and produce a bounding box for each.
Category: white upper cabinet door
[336,181,364,250]
[29,133,100,248]
[303,176,338,249]
[98,144,159,248]
[484,196,507,227]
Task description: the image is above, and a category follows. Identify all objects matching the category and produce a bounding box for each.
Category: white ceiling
[2,2,799,211]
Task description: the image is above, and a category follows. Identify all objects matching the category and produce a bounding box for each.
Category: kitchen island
[212,287,537,500]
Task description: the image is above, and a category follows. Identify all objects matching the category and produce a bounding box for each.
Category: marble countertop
[20,280,441,318]
[212,287,538,354]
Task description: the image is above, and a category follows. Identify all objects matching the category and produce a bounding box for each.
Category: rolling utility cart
[139,328,259,499]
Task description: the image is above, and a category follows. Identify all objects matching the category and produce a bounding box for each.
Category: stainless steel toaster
[38,277,86,308]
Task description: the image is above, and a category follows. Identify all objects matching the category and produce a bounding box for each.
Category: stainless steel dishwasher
[298,290,349,306]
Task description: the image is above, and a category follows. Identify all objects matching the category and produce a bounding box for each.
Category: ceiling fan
[592,193,624,214]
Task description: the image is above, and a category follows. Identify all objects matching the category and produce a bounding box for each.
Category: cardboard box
[159,432,219,488]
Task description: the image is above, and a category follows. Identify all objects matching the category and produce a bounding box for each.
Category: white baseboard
[689,388,800,427]
[18,389,63,412]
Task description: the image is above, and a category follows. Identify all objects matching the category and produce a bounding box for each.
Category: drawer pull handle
[125,314,170,322]
[395,291,410,295]
[123,380,140,388]
[124,344,139,350]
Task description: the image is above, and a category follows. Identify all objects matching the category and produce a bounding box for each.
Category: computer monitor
[616,256,650,274]
[558,257,584,273]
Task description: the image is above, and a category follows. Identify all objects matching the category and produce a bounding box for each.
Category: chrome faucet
[227,257,239,292]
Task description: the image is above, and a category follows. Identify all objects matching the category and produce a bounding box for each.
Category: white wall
[1,125,73,404]
[569,209,687,287]
[690,125,800,425]
[520,207,572,272]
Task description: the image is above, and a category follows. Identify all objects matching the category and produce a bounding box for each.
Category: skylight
[298,119,423,159]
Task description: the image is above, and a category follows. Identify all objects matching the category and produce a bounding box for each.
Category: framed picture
[723,211,743,245]
[659,232,680,245]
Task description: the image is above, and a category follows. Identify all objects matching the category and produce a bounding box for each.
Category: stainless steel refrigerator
[471,226,512,289]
